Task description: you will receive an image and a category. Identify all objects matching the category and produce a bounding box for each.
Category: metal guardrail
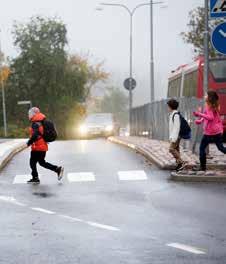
[131,97,204,152]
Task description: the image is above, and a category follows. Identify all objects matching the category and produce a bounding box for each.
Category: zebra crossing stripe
[118,170,148,181]
[13,175,35,184]
[12,171,149,184]
[67,172,96,182]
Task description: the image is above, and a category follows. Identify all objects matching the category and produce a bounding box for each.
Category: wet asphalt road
[0,139,226,264]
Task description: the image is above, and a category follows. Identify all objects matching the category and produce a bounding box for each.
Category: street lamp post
[0,31,7,137]
[99,2,163,133]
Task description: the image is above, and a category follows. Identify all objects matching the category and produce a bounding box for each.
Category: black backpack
[41,120,58,142]
[173,112,191,140]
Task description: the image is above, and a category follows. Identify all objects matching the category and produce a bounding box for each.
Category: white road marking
[118,170,148,181]
[67,172,96,182]
[59,215,83,222]
[59,215,120,231]
[167,243,206,255]
[13,175,41,184]
[86,221,120,231]
[31,207,56,215]
[0,195,27,207]
[0,196,120,232]
[10,201,27,207]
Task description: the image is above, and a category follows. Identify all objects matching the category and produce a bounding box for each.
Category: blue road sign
[211,22,226,55]
[210,0,226,18]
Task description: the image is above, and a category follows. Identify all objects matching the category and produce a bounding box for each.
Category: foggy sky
[0,0,203,106]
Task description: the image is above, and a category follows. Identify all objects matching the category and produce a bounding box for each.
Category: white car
[79,113,119,138]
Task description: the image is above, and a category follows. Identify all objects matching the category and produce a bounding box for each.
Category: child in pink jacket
[194,90,226,171]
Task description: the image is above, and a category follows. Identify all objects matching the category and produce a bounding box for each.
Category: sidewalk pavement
[0,139,27,171]
[109,136,226,183]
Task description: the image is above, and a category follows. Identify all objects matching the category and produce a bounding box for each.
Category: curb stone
[108,137,168,169]
[0,140,27,172]
[170,171,226,183]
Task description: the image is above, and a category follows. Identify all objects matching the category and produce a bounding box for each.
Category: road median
[109,136,226,183]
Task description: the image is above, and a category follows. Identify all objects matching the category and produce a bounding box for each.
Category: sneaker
[176,162,187,172]
[192,166,206,172]
[56,167,64,181]
[27,178,40,184]
[206,154,213,160]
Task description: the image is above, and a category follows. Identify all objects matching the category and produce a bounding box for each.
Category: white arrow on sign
[219,29,226,37]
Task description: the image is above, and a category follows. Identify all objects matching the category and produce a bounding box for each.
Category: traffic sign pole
[204,0,209,96]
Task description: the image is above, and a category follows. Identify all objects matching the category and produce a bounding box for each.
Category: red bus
[168,56,226,136]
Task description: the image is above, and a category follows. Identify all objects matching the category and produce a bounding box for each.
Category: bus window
[210,59,226,83]
[168,77,181,98]
[183,70,198,97]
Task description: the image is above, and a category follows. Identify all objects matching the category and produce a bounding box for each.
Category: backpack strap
[172,112,180,123]
[32,121,43,136]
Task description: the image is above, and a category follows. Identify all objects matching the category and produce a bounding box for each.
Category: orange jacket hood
[31,112,46,122]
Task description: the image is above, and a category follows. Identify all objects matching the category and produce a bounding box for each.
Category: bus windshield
[210,59,226,82]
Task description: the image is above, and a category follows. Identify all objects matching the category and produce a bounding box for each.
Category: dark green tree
[7,16,68,130]
[5,16,109,138]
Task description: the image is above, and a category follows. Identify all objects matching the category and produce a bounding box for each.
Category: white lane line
[11,201,27,207]
[0,195,27,207]
[67,172,96,182]
[167,243,206,255]
[59,214,120,232]
[13,175,41,184]
[118,170,148,181]
[86,221,120,231]
[31,207,56,215]
[59,215,83,222]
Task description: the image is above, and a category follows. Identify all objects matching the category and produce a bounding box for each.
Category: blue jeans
[200,134,226,170]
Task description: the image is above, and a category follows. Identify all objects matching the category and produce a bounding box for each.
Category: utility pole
[150,0,155,103]
[203,0,209,95]
[0,31,7,137]
[129,14,133,134]
[99,2,163,134]
[100,3,152,135]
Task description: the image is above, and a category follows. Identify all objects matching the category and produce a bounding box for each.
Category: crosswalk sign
[210,0,226,18]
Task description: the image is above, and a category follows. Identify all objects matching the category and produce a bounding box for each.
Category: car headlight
[105,125,113,132]
[79,125,88,134]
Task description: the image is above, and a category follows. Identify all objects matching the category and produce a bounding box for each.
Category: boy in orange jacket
[27,107,64,184]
